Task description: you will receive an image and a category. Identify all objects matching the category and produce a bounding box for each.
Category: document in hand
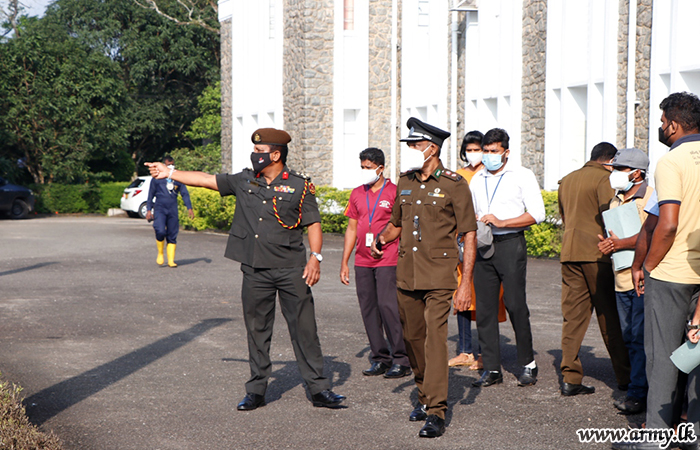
[601,202,642,271]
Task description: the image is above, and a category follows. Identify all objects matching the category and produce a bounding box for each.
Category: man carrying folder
[597,148,653,415]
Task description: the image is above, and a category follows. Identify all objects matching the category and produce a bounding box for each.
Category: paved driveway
[0,216,636,449]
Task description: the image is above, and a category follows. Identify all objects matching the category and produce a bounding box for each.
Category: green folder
[601,202,642,271]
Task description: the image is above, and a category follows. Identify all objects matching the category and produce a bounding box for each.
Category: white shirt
[470,162,546,235]
[644,190,659,216]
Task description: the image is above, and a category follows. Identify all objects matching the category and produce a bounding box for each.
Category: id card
[166,181,174,192]
[365,233,374,247]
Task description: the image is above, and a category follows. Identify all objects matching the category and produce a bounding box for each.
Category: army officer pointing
[145,128,345,411]
[371,118,478,438]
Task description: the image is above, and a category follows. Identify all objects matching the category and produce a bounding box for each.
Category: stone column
[616,0,629,150]
[635,1,652,152]
[368,0,393,164]
[220,18,232,173]
[283,0,335,185]
[521,0,547,186]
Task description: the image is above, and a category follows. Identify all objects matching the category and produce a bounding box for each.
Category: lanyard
[366,179,387,232]
[485,174,505,213]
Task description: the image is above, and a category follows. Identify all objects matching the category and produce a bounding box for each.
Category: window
[418,0,429,27]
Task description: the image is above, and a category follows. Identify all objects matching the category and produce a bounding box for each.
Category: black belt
[492,230,524,242]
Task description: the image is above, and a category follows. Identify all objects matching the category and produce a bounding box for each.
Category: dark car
[0,176,35,219]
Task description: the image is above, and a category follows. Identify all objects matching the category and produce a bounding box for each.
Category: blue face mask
[482,153,505,172]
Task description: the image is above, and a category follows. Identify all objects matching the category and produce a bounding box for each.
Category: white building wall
[462,0,523,168]
[226,0,284,173]
[542,0,619,190]
[400,0,450,166]
[333,0,370,189]
[648,0,700,184]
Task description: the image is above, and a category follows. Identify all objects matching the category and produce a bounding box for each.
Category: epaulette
[289,169,311,180]
[442,170,463,182]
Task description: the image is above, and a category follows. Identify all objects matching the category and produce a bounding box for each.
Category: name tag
[427,192,445,198]
[365,233,374,247]
[401,190,412,196]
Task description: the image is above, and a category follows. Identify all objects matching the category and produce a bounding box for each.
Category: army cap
[400,117,451,148]
[611,148,649,171]
[251,128,292,146]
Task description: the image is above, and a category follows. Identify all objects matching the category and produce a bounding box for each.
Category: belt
[492,230,524,242]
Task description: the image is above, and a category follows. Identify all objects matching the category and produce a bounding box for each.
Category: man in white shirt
[469,128,545,388]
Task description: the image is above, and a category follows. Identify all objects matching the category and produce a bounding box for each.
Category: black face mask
[658,125,672,148]
[251,152,273,173]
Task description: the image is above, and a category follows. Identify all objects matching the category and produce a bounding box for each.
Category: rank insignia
[274,185,296,194]
[253,133,261,142]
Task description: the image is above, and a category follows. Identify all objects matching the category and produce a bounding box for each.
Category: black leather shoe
[472,370,503,387]
[419,415,445,438]
[409,404,427,422]
[561,382,595,396]
[237,393,265,411]
[384,364,412,379]
[613,396,646,415]
[362,361,390,376]
[518,366,538,386]
[311,389,346,408]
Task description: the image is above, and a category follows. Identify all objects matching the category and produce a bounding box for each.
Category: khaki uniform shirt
[389,162,477,291]
[216,166,321,269]
[609,182,653,292]
[558,161,614,263]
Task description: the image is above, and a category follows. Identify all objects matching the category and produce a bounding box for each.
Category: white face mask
[359,167,381,186]
[401,144,432,173]
[609,169,633,192]
[466,151,483,167]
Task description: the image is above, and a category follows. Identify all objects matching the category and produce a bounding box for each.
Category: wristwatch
[311,252,323,263]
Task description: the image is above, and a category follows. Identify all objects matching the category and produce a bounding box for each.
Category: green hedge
[32,182,129,214]
[177,187,236,231]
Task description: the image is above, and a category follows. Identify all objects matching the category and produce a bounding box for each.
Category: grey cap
[611,148,649,171]
[476,221,494,259]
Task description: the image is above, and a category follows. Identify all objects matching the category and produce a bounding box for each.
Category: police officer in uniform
[371,118,478,438]
[145,128,345,410]
[145,155,194,268]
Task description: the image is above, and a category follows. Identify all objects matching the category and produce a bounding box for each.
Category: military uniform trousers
[396,287,452,420]
[560,261,630,385]
[475,233,535,372]
[153,204,180,244]
[240,264,331,396]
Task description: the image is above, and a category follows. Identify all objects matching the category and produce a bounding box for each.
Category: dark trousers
[616,289,647,400]
[240,264,330,397]
[354,266,409,366]
[474,233,535,372]
[644,273,700,435]
[560,262,630,386]
[153,206,179,244]
[396,288,452,420]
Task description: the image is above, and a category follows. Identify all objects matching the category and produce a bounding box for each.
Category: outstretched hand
[145,162,169,179]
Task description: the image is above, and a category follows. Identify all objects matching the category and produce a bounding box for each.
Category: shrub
[524,190,562,258]
[31,182,129,214]
[98,182,130,213]
[178,186,236,231]
[0,373,64,450]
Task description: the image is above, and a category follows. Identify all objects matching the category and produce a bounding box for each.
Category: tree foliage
[0,17,129,184]
[132,0,219,34]
[171,81,221,172]
[0,0,220,184]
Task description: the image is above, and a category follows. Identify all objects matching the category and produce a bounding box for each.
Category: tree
[132,0,219,34]
[45,0,221,176]
[0,17,129,184]
[0,0,23,38]
[171,81,221,172]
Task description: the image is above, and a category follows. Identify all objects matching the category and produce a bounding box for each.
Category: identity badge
[365,233,374,247]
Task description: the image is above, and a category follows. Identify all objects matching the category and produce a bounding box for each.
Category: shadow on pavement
[175,257,213,267]
[24,318,232,426]
[0,262,58,277]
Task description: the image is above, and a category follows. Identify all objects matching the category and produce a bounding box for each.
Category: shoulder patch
[309,182,316,195]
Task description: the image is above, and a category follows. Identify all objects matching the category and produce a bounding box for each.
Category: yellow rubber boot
[156,240,165,265]
[166,243,177,268]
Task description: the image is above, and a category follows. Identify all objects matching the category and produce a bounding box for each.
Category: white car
[120,176,152,218]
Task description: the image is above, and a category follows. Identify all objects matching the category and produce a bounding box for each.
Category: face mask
[401,145,432,172]
[609,170,633,192]
[466,151,483,167]
[482,153,504,172]
[251,152,273,173]
[359,167,381,186]
[658,125,672,147]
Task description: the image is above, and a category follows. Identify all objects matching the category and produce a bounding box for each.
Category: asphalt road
[0,216,639,449]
